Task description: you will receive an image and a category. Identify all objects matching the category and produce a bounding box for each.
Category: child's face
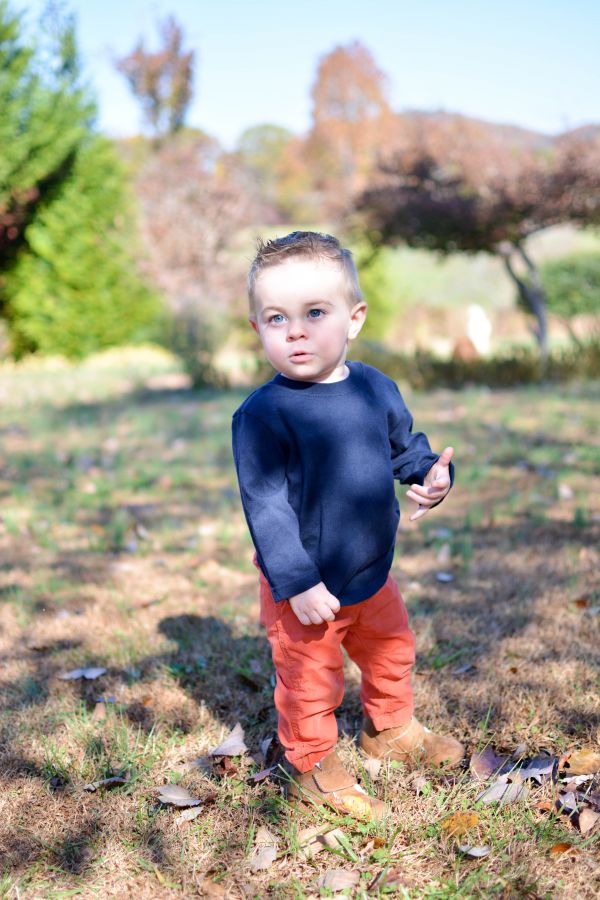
[250,258,367,383]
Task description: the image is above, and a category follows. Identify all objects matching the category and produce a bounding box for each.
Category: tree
[357,131,600,357]
[0,0,92,281]
[0,1,160,357]
[3,136,160,357]
[540,252,600,344]
[134,132,251,384]
[116,16,194,140]
[235,123,293,220]
[305,41,396,217]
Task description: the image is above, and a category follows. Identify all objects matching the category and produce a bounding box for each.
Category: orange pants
[258,570,416,773]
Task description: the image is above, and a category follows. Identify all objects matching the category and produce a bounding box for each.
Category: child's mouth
[290,352,312,361]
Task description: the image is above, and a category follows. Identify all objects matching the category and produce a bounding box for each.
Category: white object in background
[467,305,492,355]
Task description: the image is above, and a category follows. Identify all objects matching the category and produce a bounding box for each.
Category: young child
[232,232,463,819]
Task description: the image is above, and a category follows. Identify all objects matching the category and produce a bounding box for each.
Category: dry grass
[1,348,600,898]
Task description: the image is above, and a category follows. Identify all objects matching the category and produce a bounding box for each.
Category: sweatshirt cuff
[269,570,322,602]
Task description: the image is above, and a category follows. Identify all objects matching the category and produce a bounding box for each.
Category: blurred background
[1,0,599,388]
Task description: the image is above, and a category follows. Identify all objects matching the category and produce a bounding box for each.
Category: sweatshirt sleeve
[388,385,455,489]
[232,410,322,601]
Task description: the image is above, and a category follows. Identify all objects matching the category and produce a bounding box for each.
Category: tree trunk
[501,243,549,360]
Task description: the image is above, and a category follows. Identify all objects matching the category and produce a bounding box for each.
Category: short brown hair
[248,231,363,311]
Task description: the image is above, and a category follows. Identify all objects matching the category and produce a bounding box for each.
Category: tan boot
[287,749,387,820]
[360,716,464,769]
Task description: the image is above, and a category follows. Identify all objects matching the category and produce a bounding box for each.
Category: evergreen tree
[4,135,161,358]
[0,1,160,357]
[0,1,91,272]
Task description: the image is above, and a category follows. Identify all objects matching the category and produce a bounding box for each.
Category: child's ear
[249,317,259,334]
[348,301,368,340]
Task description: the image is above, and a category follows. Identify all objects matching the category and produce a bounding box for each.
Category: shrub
[3,136,161,358]
[352,339,600,390]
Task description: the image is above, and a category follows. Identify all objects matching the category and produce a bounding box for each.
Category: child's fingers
[409,505,428,521]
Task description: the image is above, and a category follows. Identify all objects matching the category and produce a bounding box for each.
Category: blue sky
[14,0,600,148]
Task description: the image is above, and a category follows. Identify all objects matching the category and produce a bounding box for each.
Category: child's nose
[286,318,307,340]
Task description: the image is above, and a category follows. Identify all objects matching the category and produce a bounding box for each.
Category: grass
[1,347,600,897]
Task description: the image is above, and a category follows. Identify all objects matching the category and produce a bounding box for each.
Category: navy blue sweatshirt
[232,361,449,605]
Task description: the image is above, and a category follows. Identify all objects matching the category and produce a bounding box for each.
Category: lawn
[1,348,599,898]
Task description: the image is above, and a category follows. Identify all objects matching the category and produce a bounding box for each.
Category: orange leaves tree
[357,123,600,358]
[306,41,398,218]
[116,16,194,140]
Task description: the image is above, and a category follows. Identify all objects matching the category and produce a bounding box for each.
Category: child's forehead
[254,257,346,297]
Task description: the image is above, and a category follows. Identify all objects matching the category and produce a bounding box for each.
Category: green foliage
[0,0,92,262]
[353,338,600,389]
[3,136,161,357]
[540,252,600,322]
[353,243,398,341]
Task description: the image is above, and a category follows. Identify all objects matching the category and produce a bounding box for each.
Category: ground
[1,348,599,898]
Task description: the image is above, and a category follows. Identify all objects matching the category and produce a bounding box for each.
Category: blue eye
[308,309,323,319]
[270,314,285,324]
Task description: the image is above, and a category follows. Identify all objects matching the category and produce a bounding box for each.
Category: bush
[540,252,600,323]
[352,339,600,390]
[3,136,161,358]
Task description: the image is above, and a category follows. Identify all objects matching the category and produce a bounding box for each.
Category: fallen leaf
[518,754,557,784]
[174,807,203,824]
[209,723,248,757]
[297,825,346,860]
[574,597,590,608]
[362,757,382,780]
[435,572,454,583]
[441,811,479,837]
[458,844,492,858]
[249,825,278,872]
[476,780,530,805]
[470,747,512,781]
[92,701,107,722]
[84,776,129,792]
[436,543,451,564]
[59,666,107,681]
[368,867,409,893]
[578,807,600,834]
[561,749,600,775]
[556,791,578,816]
[453,662,476,675]
[412,775,429,795]
[338,793,377,820]
[249,766,277,783]
[157,784,202,807]
[316,869,360,891]
[549,842,576,856]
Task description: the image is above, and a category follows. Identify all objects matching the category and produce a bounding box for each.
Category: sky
[14,0,600,149]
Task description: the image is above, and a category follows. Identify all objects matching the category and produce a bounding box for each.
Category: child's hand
[407,446,454,522]
[289,582,341,625]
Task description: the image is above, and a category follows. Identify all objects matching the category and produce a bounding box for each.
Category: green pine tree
[0,1,161,357]
[4,135,161,357]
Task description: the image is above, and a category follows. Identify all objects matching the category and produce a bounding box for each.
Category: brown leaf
[549,842,576,856]
[249,825,278,872]
[317,869,360,891]
[574,597,590,608]
[208,723,248,757]
[470,747,511,780]
[157,784,202,807]
[84,776,129,792]
[92,702,107,722]
[441,811,479,837]
[561,749,600,775]
[578,807,600,834]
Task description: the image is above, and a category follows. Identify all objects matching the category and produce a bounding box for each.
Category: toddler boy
[232,232,463,819]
